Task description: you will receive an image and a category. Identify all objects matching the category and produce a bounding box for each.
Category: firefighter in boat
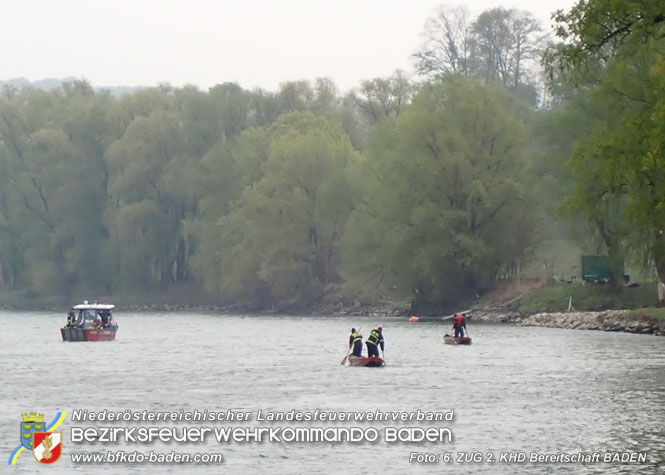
[365,327,384,358]
[349,328,363,357]
[100,310,110,329]
[65,310,77,328]
[92,309,113,329]
[452,313,467,338]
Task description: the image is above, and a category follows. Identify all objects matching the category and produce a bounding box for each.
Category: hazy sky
[2,0,576,92]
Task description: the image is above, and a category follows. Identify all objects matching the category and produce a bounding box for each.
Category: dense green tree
[349,71,415,124]
[174,86,220,156]
[546,0,665,299]
[208,82,253,138]
[0,81,115,296]
[106,107,183,288]
[195,112,359,308]
[343,78,535,311]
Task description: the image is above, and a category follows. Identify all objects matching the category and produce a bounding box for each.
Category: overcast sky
[2,0,577,93]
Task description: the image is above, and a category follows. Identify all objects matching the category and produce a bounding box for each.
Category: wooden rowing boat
[347,356,385,367]
[443,335,472,345]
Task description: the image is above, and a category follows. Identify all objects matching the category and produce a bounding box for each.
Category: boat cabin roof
[72,303,115,310]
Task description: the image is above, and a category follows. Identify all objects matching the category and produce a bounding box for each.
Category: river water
[1,311,663,474]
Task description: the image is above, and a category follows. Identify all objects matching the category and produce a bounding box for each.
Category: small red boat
[347,356,385,367]
[443,335,472,345]
[61,302,118,341]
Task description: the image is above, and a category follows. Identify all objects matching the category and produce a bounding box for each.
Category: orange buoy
[409,316,419,322]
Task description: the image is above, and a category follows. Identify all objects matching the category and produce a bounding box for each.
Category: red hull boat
[61,327,117,341]
[443,335,472,345]
[348,356,385,367]
[61,302,118,341]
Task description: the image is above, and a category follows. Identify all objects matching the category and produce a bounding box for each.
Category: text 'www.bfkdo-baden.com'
[70,450,224,464]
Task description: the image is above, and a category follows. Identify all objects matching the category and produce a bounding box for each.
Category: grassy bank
[517,281,659,313]
[628,307,665,319]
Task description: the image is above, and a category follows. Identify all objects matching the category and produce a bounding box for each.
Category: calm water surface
[1,311,664,474]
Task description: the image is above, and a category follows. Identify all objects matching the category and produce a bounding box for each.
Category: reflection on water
[1,312,663,474]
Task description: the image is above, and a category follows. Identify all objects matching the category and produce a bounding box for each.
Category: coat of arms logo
[20,412,45,450]
[8,411,66,465]
[32,431,62,464]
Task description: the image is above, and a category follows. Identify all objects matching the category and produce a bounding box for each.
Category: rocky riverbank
[519,310,665,336]
[462,308,665,336]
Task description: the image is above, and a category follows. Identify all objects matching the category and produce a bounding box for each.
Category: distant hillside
[0,77,145,97]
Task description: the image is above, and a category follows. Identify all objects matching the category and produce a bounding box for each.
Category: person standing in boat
[66,310,76,328]
[349,328,363,357]
[99,310,110,329]
[452,313,466,338]
[365,327,384,358]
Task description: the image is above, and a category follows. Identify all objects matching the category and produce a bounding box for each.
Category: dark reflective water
[1,312,664,474]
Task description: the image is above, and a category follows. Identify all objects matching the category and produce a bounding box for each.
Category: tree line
[1,0,663,311]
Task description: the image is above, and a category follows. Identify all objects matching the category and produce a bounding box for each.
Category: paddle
[442,308,471,321]
[340,347,352,365]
